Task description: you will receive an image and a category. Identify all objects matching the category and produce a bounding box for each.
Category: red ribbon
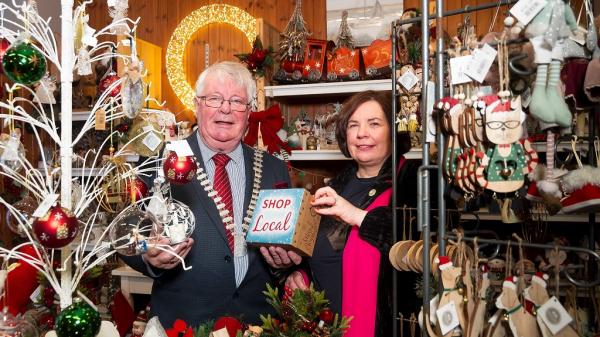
[243,104,292,154]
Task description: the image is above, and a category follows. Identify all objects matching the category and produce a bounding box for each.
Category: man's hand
[260,246,302,269]
[285,271,309,291]
[144,238,195,269]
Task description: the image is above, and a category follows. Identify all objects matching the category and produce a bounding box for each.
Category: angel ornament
[121,46,146,119]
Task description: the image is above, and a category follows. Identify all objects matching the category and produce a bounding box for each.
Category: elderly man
[122,61,301,328]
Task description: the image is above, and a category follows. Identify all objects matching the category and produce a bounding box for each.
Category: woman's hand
[143,238,194,269]
[310,186,367,227]
[285,271,309,291]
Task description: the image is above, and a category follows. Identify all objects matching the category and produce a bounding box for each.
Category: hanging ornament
[158,200,195,245]
[163,151,197,185]
[32,205,78,249]
[108,0,129,34]
[97,71,121,97]
[6,195,38,238]
[108,207,161,256]
[2,39,47,85]
[0,307,38,337]
[126,177,148,203]
[146,178,168,219]
[0,131,26,172]
[97,157,131,213]
[120,58,145,119]
[128,119,164,157]
[279,0,310,62]
[319,308,334,324]
[0,38,9,75]
[54,298,101,337]
[33,73,57,105]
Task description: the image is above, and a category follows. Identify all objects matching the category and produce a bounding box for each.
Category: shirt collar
[195,132,243,165]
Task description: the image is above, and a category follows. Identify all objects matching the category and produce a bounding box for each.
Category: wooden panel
[136,39,162,108]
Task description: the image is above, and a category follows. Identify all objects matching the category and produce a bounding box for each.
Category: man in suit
[121,61,301,329]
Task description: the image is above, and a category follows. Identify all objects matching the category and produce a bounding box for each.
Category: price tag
[210,328,230,337]
[436,301,460,335]
[168,140,194,157]
[143,132,162,152]
[465,44,497,83]
[510,0,547,26]
[450,55,473,85]
[95,108,106,130]
[538,296,573,335]
[33,193,60,218]
[30,285,41,303]
[399,70,419,91]
[121,39,131,47]
[569,26,588,45]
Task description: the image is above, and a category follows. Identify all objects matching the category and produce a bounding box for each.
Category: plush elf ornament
[476,94,538,193]
[524,272,580,337]
[520,0,578,128]
[495,276,540,337]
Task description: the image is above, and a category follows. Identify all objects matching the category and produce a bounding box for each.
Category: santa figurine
[132,308,148,337]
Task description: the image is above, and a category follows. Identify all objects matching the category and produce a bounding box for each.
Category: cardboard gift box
[246,188,320,256]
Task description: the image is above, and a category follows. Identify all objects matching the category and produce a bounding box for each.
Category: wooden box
[246,188,321,256]
[361,39,392,79]
[326,46,361,81]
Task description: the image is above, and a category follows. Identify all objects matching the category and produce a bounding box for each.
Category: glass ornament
[1,40,47,85]
[6,195,38,238]
[109,207,161,256]
[32,206,79,249]
[0,132,25,172]
[0,307,39,337]
[54,298,100,337]
[157,200,195,244]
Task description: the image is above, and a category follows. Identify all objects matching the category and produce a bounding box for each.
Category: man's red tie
[212,153,234,252]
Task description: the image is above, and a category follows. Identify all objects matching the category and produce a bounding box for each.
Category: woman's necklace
[195,149,263,257]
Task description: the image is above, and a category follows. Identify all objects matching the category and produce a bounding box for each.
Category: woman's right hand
[285,271,309,291]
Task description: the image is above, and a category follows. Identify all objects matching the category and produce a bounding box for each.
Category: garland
[195,149,263,257]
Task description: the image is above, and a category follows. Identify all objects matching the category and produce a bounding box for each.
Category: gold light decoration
[166,4,257,111]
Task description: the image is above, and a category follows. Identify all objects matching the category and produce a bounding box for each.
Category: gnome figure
[496,276,540,337]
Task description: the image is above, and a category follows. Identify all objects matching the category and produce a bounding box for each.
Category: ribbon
[243,104,292,154]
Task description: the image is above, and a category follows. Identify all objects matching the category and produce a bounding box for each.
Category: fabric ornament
[531,272,549,288]
[560,165,600,213]
[243,104,292,155]
[436,255,453,271]
[502,276,517,290]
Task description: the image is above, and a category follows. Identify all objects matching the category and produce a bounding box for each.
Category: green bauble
[1,40,47,85]
[55,298,101,337]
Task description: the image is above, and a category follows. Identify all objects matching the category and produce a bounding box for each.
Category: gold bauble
[127,119,164,157]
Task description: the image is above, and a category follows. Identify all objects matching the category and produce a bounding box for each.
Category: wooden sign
[246,188,320,256]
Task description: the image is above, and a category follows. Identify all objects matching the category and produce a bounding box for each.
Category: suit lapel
[186,136,230,246]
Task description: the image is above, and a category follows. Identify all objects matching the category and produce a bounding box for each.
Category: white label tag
[33,194,60,218]
[450,55,473,85]
[107,0,117,7]
[538,296,573,335]
[121,39,131,47]
[169,140,194,157]
[30,285,42,303]
[477,86,494,96]
[436,301,460,335]
[465,44,497,83]
[522,88,532,108]
[210,328,229,337]
[425,81,437,143]
[429,295,440,325]
[510,0,547,26]
[143,132,162,152]
[569,26,587,45]
[399,70,419,91]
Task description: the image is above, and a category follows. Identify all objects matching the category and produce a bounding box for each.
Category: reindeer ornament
[496,276,540,337]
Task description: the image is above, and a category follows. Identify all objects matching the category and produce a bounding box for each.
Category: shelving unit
[265,79,391,97]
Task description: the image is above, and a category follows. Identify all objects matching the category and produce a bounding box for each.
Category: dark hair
[335,90,393,158]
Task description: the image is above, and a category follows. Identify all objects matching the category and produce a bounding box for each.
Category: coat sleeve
[358,206,393,253]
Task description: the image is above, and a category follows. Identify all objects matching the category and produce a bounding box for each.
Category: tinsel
[279,0,311,62]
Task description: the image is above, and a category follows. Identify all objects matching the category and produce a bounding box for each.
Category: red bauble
[212,316,243,337]
[32,206,78,248]
[253,49,267,63]
[97,72,121,97]
[126,177,148,202]
[0,38,9,75]
[163,152,197,185]
[319,309,334,324]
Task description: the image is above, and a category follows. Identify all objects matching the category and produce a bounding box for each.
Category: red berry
[319,309,334,324]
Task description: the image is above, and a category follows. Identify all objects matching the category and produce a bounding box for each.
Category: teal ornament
[2,40,47,85]
[55,298,101,337]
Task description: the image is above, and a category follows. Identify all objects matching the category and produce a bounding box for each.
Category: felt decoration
[0,245,41,316]
[110,290,135,337]
[243,105,292,155]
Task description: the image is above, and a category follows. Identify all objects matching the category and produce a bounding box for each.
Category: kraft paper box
[246,188,320,256]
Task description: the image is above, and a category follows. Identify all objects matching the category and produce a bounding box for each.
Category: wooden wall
[87,0,326,122]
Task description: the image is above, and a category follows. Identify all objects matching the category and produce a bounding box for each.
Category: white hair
[194,61,256,109]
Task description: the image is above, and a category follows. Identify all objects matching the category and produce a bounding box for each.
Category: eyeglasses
[197,95,250,112]
[485,120,520,130]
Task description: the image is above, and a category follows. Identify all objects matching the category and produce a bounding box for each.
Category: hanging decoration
[6,195,38,238]
[98,71,121,98]
[32,205,79,249]
[1,37,47,85]
[73,3,97,76]
[163,151,197,185]
[54,298,101,337]
[121,37,145,119]
[158,200,195,245]
[166,4,256,111]
[235,36,274,77]
[108,0,129,34]
[243,104,292,155]
[126,177,148,203]
[278,0,310,62]
[127,119,164,157]
[108,206,161,256]
[0,38,9,75]
[33,73,57,105]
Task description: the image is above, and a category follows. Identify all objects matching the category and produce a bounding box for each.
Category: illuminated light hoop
[166,4,257,111]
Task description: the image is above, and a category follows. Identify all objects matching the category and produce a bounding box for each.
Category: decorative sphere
[33,206,78,249]
[55,298,100,337]
[0,39,9,75]
[126,177,148,203]
[1,40,47,85]
[109,207,161,256]
[6,195,38,238]
[158,200,195,244]
[504,16,515,27]
[0,307,39,337]
[97,72,121,97]
[319,309,334,324]
[163,152,197,185]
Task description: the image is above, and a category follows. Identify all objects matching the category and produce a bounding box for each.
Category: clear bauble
[108,207,161,256]
[157,200,195,244]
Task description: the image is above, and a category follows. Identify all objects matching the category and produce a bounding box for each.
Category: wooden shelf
[288,149,350,161]
[265,79,392,97]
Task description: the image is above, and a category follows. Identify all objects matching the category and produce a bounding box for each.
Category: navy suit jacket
[121,135,291,328]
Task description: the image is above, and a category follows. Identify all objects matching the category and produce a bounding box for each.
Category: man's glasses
[197,95,249,112]
[485,120,520,130]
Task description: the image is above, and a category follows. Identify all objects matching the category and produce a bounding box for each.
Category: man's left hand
[260,246,302,269]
